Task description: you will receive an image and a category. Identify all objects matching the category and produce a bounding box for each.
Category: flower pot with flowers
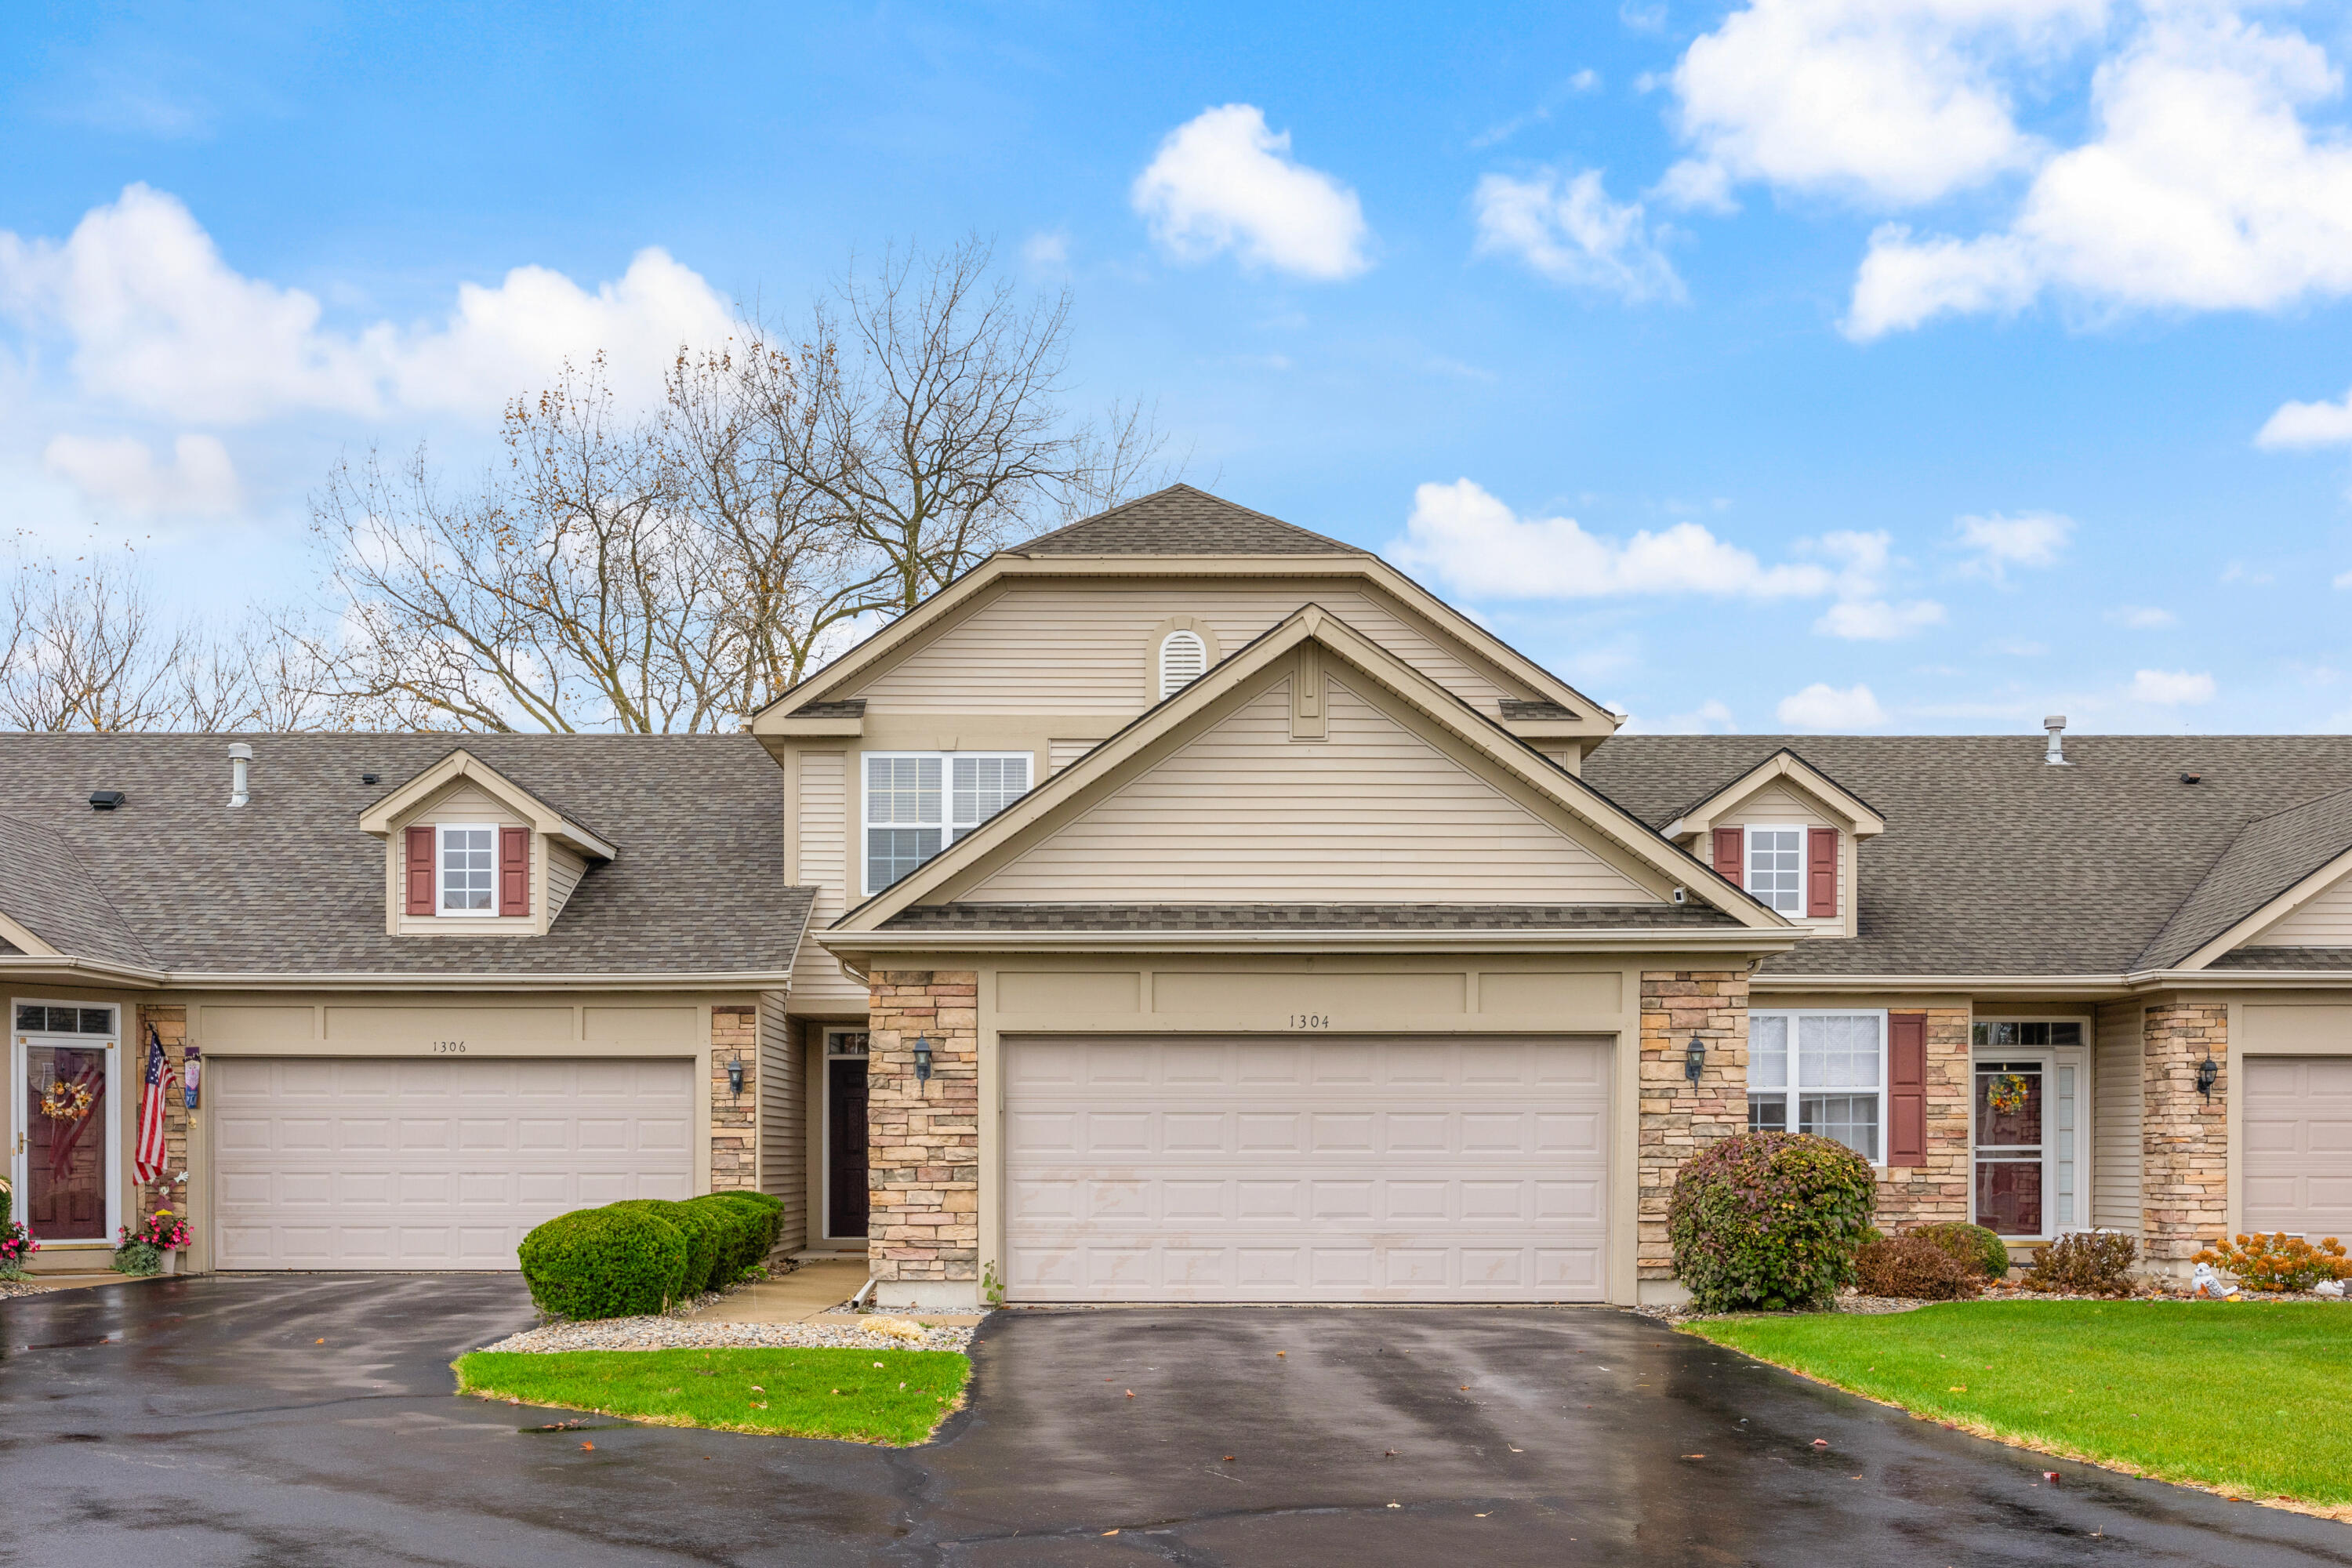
[0,1176,35,1280]
[114,1210,192,1276]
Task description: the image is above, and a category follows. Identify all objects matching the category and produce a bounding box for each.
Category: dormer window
[1744,826,1804,915]
[439,825,498,915]
[1158,630,1207,699]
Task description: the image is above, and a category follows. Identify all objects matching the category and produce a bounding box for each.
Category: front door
[825,1030,870,1240]
[13,1003,120,1244]
[1971,1021,2084,1240]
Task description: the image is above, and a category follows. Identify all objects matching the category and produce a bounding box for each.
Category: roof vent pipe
[228,742,252,808]
[2042,715,2069,767]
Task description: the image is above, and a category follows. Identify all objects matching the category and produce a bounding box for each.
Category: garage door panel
[212,1056,695,1270]
[2245,1055,2352,1238]
[1004,1036,1610,1303]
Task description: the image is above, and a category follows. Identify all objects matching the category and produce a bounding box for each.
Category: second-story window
[439,824,497,915]
[1744,826,1803,915]
[865,753,1031,893]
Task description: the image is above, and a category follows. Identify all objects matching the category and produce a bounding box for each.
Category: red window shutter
[1711,827,1744,884]
[1888,1012,1927,1167]
[404,826,436,916]
[499,826,530,916]
[1807,827,1838,917]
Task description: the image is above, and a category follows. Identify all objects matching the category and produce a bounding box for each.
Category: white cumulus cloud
[2129,668,2216,705]
[1388,478,1833,598]
[0,183,736,424]
[1846,8,2352,338]
[1776,681,1887,729]
[1668,0,2104,209]
[42,432,239,515]
[2257,388,2352,449]
[1472,167,1683,302]
[1131,105,1371,281]
[1814,597,1947,639]
[1619,697,1738,734]
[1954,510,2073,579]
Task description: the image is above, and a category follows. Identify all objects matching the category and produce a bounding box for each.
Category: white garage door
[1004,1035,1610,1303]
[213,1057,695,1270]
[2244,1055,2352,1239]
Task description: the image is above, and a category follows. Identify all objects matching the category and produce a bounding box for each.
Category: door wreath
[39,1079,96,1121]
[1985,1072,2032,1116]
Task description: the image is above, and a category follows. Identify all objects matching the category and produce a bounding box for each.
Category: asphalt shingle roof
[1583,734,2352,977]
[1009,485,1363,557]
[0,734,811,978]
[880,903,1740,932]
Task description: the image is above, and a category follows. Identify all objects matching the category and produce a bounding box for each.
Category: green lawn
[1685,1301,2352,1507]
[453,1346,971,1446]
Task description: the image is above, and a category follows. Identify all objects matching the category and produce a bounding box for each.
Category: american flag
[135,1027,176,1186]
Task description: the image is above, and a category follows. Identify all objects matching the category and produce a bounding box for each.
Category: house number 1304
[432,1040,468,1052]
[1288,1014,1330,1029]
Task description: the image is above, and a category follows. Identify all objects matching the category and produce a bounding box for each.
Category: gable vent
[1158,630,1207,699]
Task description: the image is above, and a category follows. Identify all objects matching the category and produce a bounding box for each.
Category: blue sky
[7,0,2352,734]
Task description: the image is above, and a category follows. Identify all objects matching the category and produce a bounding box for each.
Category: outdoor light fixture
[727,1055,744,1098]
[2197,1049,2219,1101]
[1684,1036,1707,1083]
[913,1036,935,1085]
[183,1046,201,1111]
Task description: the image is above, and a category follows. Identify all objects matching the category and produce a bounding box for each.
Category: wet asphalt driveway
[5,1276,2350,1567]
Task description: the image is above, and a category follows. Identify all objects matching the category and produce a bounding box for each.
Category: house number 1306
[432,1040,468,1052]
[1288,1014,1330,1029]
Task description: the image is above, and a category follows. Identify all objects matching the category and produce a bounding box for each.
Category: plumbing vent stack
[2042,715,2068,767]
[228,742,252,808]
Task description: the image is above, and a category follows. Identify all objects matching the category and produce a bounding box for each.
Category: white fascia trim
[1751,968,2352,996]
[822,927,1802,956]
[0,956,796,993]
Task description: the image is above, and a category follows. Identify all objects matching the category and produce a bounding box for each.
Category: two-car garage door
[213,1057,693,1269]
[1003,1035,1610,1302]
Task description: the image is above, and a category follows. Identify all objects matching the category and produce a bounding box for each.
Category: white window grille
[864,753,1031,893]
[438,824,497,914]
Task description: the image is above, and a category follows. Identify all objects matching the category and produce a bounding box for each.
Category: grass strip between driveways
[454,1346,970,1446]
[1684,1300,2352,1508]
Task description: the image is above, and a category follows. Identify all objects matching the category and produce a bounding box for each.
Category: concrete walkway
[681,1258,982,1327]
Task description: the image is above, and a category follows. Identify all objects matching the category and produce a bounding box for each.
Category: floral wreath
[1986,1072,2031,1116]
[38,1079,94,1121]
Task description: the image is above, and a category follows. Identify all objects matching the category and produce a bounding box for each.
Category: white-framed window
[863,752,1031,894]
[1748,1010,1886,1163]
[438,823,498,915]
[1744,825,1804,915]
[1158,630,1207,699]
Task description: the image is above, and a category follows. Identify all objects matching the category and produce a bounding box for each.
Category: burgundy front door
[25,1042,110,1241]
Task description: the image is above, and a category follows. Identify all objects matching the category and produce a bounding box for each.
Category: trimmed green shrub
[1854,1236,1978,1300]
[609,1200,724,1296]
[518,1206,687,1320]
[1909,1221,2013,1281]
[687,1193,775,1282]
[1668,1131,1878,1313]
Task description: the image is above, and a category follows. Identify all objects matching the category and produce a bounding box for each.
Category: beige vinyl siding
[757,989,807,1250]
[2249,872,2352,946]
[1715,782,1843,933]
[856,582,1511,714]
[390,785,536,936]
[2092,1000,2143,1234]
[969,674,1655,904]
[1048,739,1098,775]
[792,751,866,1008]
[546,842,588,922]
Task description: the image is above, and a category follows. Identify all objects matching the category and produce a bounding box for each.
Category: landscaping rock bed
[477,1315,975,1355]
[0,1276,44,1301]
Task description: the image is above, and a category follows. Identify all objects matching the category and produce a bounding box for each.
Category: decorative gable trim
[826,604,1784,935]
[1661,748,1886,840]
[360,749,618,862]
[2176,840,2352,971]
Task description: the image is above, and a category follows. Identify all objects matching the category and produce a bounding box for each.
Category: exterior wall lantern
[913,1036,935,1086]
[1683,1036,1707,1084]
[727,1055,745,1098]
[2196,1049,2218,1101]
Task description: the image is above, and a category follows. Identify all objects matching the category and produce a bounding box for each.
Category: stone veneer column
[1638,970,1750,1281]
[2143,1001,2228,1269]
[709,1006,757,1193]
[1873,1007,1972,1231]
[133,1004,190,1229]
[867,970,979,1305]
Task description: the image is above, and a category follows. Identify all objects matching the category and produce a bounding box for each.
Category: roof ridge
[1005,483,1365,556]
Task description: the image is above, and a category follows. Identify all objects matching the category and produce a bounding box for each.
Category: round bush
[686,1193,774,1282]
[608,1199,724,1295]
[1909,1220,2012,1281]
[1854,1236,1978,1300]
[517,1206,687,1320]
[1668,1131,1878,1312]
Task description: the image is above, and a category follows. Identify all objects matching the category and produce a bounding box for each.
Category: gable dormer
[1660,749,1885,938]
[358,750,617,938]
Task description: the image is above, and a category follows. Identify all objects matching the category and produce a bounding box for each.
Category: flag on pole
[136,1026,175,1186]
